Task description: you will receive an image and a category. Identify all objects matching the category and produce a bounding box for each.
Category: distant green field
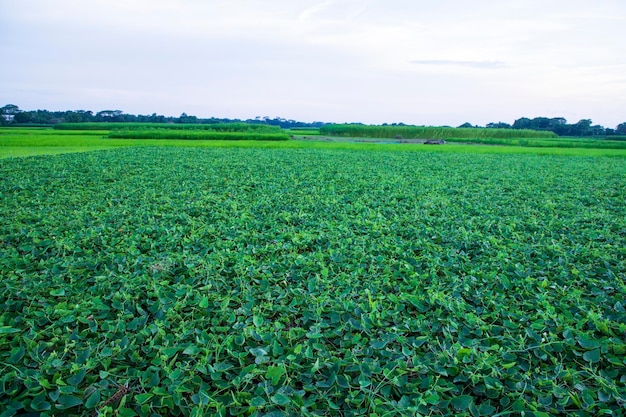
[1,147,625,416]
[446,136,626,149]
[287,128,321,136]
[3,127,626,158]
[54,122,282,133]
[320,124,558,139]
[108,130,290,141]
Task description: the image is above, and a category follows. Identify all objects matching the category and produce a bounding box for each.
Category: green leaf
[76,347,91,365]
[424,393,440,405]
[213,362,233,372]
[56,395,82,409]
[67,369,86,385]
[183,345,198,355]
[358,373,371,388]
[198,297,209,308]
[266,365,285,385]
[8,346,25,363]
[577,336,601,350]
[371,339,389,349]
[451,395,473,411]
[135,393,153,404]
[84,389,101,409]
[327,399,340,409]
[249,347,268,357]
[250,396,266,407]
[49,289,66,297]
[413,336,429,347]
[117,408,138,417]
[0,326,20,334]
[31,394,52,411]
[0,409,18,417]
[583,349,601,363]
[456,347,472,358]
[270,393,291,406]
[191,391,211,405]
[478,403,496,416]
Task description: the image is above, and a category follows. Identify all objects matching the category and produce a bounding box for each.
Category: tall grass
[54,122,282,133]
[320,124,557,139]
[108,129,290,141]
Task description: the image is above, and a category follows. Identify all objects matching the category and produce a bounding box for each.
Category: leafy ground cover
[1,147,625,416]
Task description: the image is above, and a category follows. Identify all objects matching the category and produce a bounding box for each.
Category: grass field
[3,128,626,158]
[1,146,625,416]
[319,124,558,139]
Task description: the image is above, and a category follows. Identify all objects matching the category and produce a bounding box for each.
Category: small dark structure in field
[394,134,403,140]
[424,139,446,145]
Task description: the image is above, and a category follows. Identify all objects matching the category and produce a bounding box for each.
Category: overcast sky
[1,0,625,127]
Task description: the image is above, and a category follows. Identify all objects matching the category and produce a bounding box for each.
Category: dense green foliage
[1,105,325,129]
[1,148,625,416]
[54,123,282,133]
[320,125,557,139]
[509,117,621,137]
[107,130,290,141]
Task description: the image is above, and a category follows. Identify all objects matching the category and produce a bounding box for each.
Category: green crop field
[319,124,558,140]
[4,127,626,159]
[1,147,625,416]
[108,130,290,141]
[53,123,283,133]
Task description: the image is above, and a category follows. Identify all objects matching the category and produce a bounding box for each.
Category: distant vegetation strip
[108,129,290,141]
[54,122,282,133]
[320,124,557,139]
[447,137,626,149]
[288,128,321,136]
[2,128,626,158]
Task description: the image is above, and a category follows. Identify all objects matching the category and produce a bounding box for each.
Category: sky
[1,0,625,127]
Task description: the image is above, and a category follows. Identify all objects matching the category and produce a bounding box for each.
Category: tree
[512,117,532,129]
[589,124,606,136]
[457,122,474,128]
[0,104,21,124]
[0,104,20,115]
[486,122,512,129]
[178,113,198,124]
[570,119,592,136]
[64,112,83,123]
[95,110,124,122]
[13,112,33,124]
[616,122,626,135]
[512,117,567,131]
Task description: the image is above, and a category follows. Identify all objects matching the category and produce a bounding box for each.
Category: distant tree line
[461,117,626,137]
[0,105,326,129]
[1,104,624,136]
